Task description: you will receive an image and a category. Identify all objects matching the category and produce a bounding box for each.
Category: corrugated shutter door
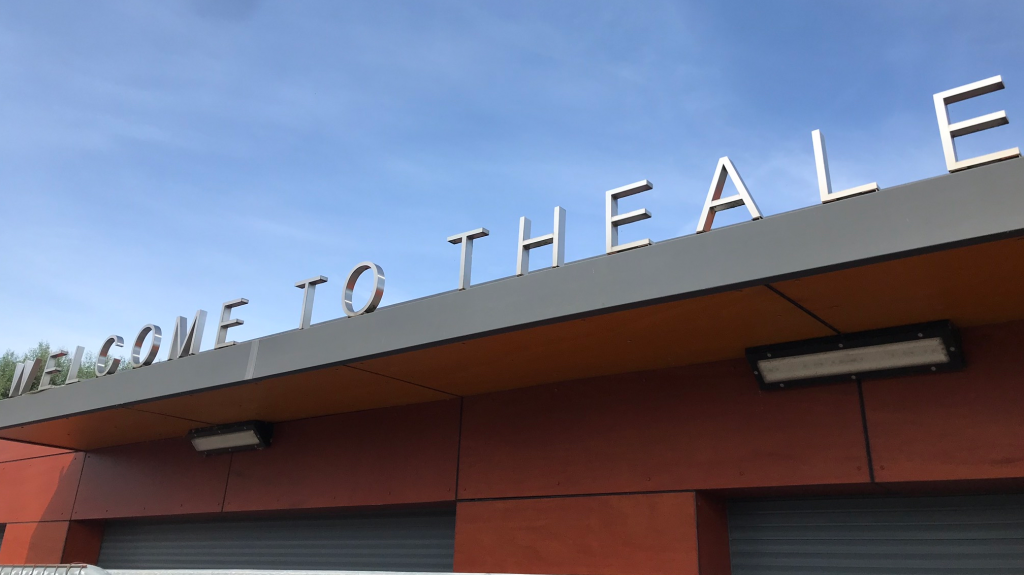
[97,507,455,571]
[729,494,1024,574]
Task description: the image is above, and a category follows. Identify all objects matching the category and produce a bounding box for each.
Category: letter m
[8,358,42,398]
[166,310,208,360]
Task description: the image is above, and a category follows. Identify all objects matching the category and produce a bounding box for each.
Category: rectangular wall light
[746,320,963,390]
[188,421,273,455]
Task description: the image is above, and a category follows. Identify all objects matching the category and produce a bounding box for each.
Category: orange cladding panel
[353,286,834,396]
[458,360,870,499]
[0,522,69,564]
[454,493,699,575]
[136,365,454,425]
[864,321,1024,483]
[0,440,69,463]
[773,237,1024,333]
[72,438,231,519]
[0,453,83,523]
[61,521,104,564]
[0,407,207,451]
[224,399,461,512]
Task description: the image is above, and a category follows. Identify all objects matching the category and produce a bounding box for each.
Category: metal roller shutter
[97,507,455,571]
[729,494,1024,574]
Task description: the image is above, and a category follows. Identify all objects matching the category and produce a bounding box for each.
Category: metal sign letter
[606,180,653,254]
[64,346,86,385]
[215,299,248,349]
[96,335,124,377]
[295,276,328,329]
[933,75,1020,172]
[448,228,490,290]
[812,130,879,203]
[167,311,207,360]
[36,349,69,392]
[131,325,163,368]
[8,358,42,397]
[343,262,385,317]
[517,206,566,276]
[697,157,762,233]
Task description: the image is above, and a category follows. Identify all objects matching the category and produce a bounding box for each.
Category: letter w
[8,358,42,398]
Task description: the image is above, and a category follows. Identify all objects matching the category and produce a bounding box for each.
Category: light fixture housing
[746,320,963,391]
[188,421,273,455]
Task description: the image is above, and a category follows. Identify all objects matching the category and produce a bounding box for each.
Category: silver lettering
[37,349,69,391]
[606,180,653,254]
[8,358,42,397]
[96,335,124,377]
[697,157,762,233]
[447,228,490,290]
[167,311,207,360]
[517,206,566,276]
[934,75,1020,172]
[215,299,248,349]
[812,130,878,203]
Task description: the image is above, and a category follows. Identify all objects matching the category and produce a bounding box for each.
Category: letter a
[696,157,762,233]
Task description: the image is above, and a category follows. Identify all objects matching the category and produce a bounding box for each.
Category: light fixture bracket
[746,320,964,391]
[188,420,274,455]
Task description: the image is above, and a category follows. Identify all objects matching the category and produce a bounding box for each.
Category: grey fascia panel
[252,158,1024,377]
[2,159,1023,429]
[1,341,254,426]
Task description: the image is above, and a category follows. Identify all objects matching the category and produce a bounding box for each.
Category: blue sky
[2,1,1023,354]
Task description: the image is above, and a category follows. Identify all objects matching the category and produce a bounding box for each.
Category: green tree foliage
[0,341,130,399]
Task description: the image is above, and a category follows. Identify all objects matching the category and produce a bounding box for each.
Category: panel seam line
[764,283,841,334]
[344,364,461,398]
[219,452,235,512]
[857,380,877,483]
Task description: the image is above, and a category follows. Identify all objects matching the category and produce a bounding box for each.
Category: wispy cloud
[1,0,1022,354]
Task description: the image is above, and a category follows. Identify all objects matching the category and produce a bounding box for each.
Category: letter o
[343,261,385,317]
[131,324,162,368]
[96,335,124,377]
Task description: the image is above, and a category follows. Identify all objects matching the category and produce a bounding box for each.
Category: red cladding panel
[0,522,69,564]
[454,493,699,575]
[459,360,870,499]
[696,494,731,575]
[72,438,231,519]
[0,453,84,523]
[865,321,1024,482]
[224,399,461,512]
[61,521,104,564]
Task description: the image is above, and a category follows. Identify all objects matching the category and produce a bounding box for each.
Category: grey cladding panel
[729,494,1024,574]
[97,508,455,571]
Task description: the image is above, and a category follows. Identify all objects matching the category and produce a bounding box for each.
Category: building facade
[1,159,1024,574]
